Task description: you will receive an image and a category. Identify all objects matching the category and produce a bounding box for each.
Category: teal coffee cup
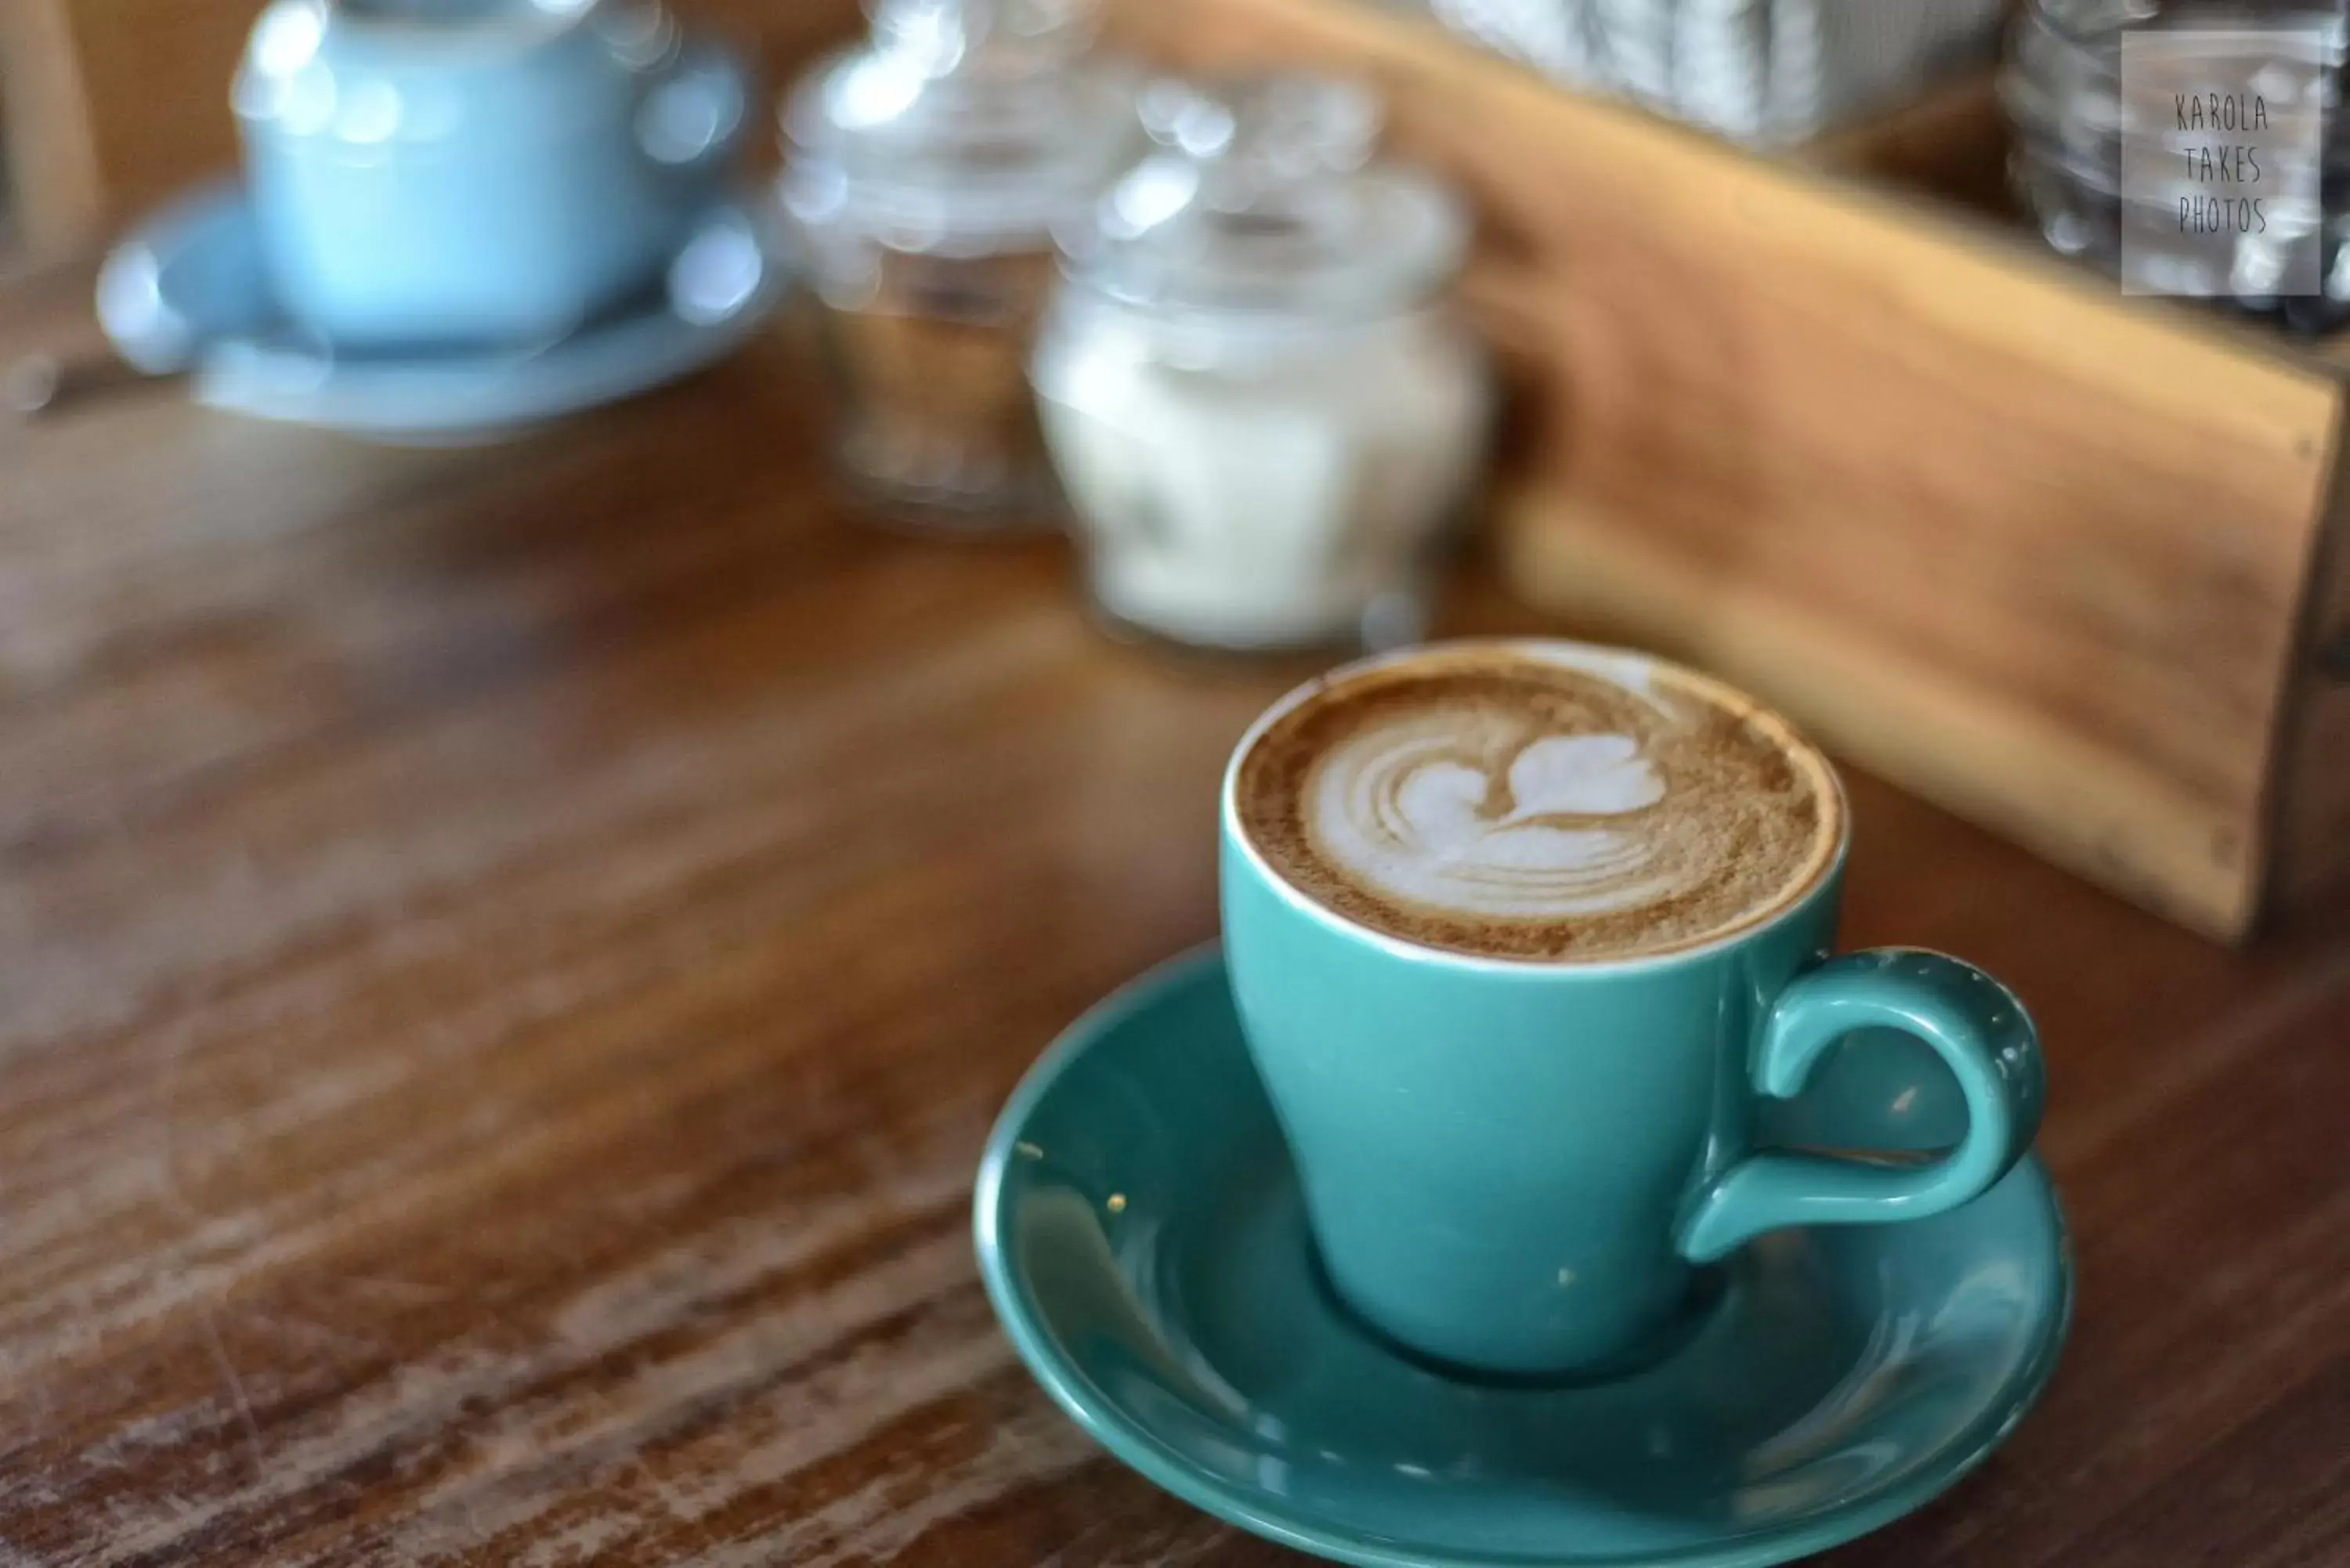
[1220,640,2044,1377]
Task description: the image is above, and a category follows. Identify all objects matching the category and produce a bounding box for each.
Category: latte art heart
[1313,724,1687,919]
[1234,645,1839,961]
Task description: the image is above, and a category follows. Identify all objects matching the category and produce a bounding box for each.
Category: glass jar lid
[1059,75,1469,321]
[781,0,1138,250]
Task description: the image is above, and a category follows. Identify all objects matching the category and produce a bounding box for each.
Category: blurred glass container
[780,0,1137,533]
[2004,0,2348,164]
[1431,0,2006,145]
[2001,0,2350,331]
[1031,77,1491,654]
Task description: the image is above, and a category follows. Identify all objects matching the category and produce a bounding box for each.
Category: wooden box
[1112,0,2350,943]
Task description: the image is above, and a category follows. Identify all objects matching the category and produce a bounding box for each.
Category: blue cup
[233,0,750,349]
[1220,641,2045,1378]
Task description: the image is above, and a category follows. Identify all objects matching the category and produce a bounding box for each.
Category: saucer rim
[974,941,2077,1568]
[105,177,783,439]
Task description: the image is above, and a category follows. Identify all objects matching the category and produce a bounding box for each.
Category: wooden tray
[1112,0,2350,943]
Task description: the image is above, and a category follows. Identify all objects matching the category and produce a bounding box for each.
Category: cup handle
[1674,949,2045,1264]
[637,38,753,175]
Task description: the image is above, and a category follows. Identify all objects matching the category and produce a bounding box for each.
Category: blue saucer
[96,179,783,443]
[975,945,2072,1568]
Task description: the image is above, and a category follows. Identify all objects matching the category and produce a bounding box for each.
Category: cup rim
[233,0,638,143]
[327,0,598,41]
[1219,638,1853,977]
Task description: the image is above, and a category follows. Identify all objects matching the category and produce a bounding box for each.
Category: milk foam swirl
[1307,712,1690,921]
[1238,643,1837,961]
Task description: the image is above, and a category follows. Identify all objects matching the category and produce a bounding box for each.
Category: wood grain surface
[2,270,2349,1567]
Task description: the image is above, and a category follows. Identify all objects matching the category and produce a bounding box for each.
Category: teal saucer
[974,945,2072,1568]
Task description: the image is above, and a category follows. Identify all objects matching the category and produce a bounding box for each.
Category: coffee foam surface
[1233,645,1839,961]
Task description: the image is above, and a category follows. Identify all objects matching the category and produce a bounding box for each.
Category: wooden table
[2,269,2347,1568]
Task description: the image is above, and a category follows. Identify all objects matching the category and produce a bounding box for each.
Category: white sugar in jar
[1032,77,1490,653]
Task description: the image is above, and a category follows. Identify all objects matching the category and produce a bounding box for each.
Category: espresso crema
[1232,644,1842,961]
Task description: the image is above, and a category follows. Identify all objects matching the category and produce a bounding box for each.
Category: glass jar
[2001,0,2350,328]
[780,0,1136,533]
[1031,77,1491,654]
